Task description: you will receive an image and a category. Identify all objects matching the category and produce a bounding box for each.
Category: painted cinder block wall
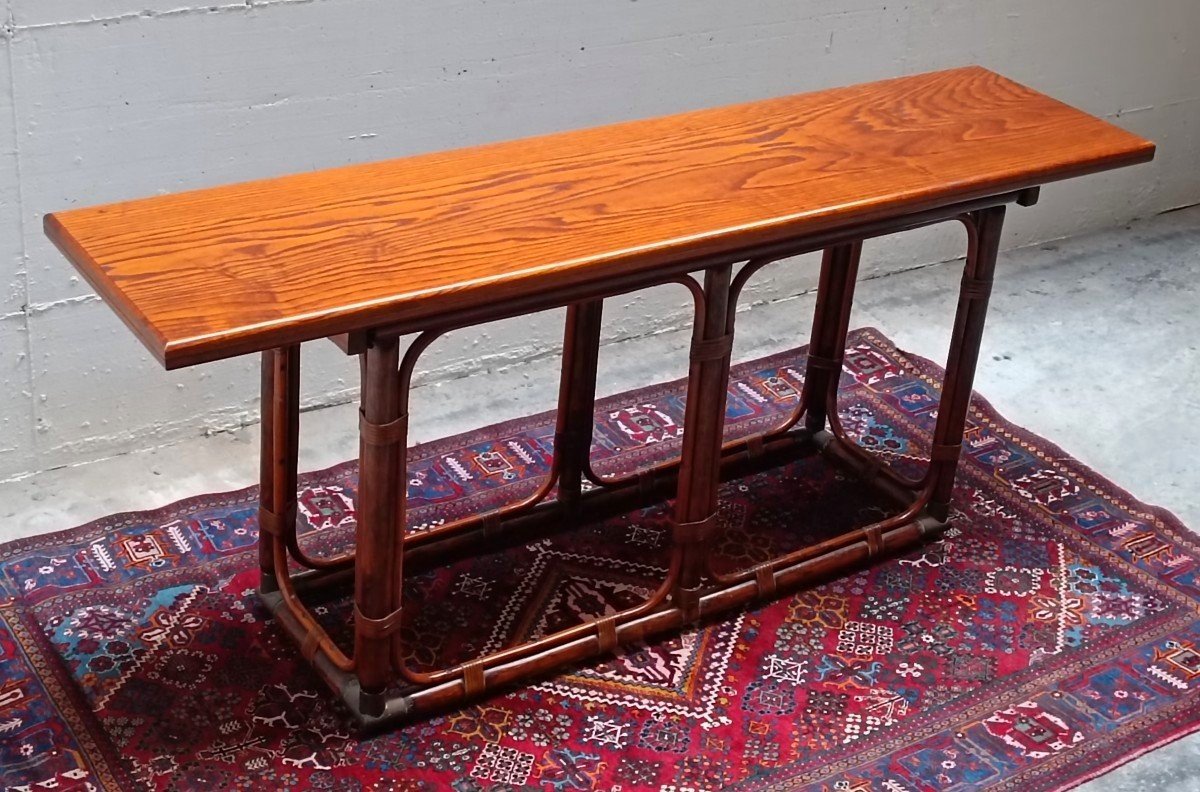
[1,0,1198,481]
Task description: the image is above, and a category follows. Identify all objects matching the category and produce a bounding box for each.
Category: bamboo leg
[671,265,734,621]
[927,206,1006,520]
[803,242,863,433]
[354,335,406,716]
[258,346,300,594]
[554,301,604,512]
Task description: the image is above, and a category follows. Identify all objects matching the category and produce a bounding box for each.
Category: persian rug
[2,328,1198,792]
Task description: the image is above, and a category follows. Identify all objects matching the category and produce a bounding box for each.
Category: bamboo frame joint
[673,512,721,544]
[596,616,619,654]
[359,689,387,718]
[930,442,963,463]
[674,585,705,623]
[805,353,843,372]
[959,275,994,301]
[258,504,295,538]
[300,629,322,662]
[745,434,766,461]
[553,428,590,457]
[355,603,405,639]
[359,410,410,446]
[462,659,487,698]
[690,332,735,362]
[754,564,777,598]
[865,526,884,559]
[481,511,503,537]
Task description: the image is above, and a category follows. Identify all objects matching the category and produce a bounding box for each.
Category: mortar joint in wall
[13,0,323,31]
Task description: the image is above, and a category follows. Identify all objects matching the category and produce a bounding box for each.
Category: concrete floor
[2,206,1198,789]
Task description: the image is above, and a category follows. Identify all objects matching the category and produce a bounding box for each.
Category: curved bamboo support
[581,274,709,489]
[391,274,718,691]
[724,255,812,440]
[284,325,571,574]
[257,345,356,672]
[400,327,568,549]
[708,440,937,588]
[391,546,682,689]
[268,531,356,672]
[821,213,980,493]
[579,266,827,489]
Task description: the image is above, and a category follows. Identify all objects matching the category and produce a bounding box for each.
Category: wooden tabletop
[46,66,1154,369]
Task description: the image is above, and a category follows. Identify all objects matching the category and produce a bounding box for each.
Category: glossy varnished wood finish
[45,66,1152,369]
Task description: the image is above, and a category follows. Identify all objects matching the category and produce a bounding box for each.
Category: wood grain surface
[45,66,1154,369]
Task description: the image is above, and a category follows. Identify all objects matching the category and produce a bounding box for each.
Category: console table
[45,66,1154,727]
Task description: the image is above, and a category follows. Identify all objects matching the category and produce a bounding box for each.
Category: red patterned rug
[2,328,1198,791]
